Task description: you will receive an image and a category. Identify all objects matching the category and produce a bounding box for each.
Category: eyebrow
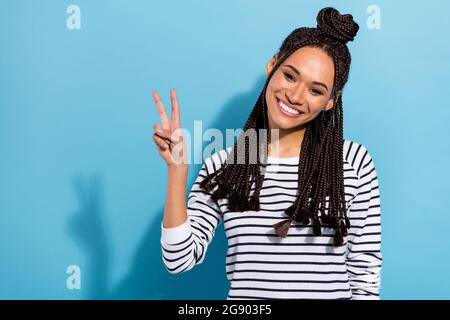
[284,64,329,92]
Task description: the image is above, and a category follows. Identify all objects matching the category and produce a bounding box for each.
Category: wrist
[167,164,188,175]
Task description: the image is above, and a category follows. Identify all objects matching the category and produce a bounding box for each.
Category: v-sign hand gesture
[152,88,188,168]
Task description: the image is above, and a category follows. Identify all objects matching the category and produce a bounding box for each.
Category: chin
[270,117,299,130]
[268,108,302,130]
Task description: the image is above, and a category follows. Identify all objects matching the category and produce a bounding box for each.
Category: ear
[324,90,341,111]
[265,54,278,77]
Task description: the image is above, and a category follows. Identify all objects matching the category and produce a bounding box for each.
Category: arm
[346,146,382,299]
[162,165,189,229]
[151,88,223,274]
[160,159,223,274]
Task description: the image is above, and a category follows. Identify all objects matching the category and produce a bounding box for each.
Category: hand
[152,88,188,169]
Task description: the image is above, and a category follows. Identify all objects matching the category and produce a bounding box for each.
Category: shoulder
[343,139,377,178]
[203,142,377,177]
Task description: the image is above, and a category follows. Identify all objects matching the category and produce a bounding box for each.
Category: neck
[268,125,306,157]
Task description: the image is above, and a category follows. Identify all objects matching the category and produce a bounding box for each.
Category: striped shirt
[160,139,382,300]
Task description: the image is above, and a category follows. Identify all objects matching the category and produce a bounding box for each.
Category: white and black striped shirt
[160,139,382,300]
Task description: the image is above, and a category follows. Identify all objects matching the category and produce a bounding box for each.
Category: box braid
[200,7,359,247]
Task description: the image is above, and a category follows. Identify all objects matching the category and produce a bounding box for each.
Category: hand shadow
[66,174,110,299]
[67,75,266,299]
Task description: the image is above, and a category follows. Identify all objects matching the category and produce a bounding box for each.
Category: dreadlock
[200,7,360,247]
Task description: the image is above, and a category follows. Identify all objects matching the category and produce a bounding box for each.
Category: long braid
[200,7,359,247]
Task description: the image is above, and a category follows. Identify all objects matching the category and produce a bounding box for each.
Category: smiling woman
[199,7,361,244]
[157,7,382,300]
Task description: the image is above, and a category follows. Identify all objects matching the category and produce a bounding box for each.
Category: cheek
[265,86,277,111]
[267,73,288,92]
[296,97,324,120]
[308,96,328,110]
[309,102,323,112]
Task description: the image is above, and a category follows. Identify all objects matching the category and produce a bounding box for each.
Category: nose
[287,84,306,105]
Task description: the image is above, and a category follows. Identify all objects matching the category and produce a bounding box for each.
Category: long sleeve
[160,158,223,274]
[346,145,382,299]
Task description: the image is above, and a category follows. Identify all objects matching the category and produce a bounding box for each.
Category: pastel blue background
[1,0,449,299]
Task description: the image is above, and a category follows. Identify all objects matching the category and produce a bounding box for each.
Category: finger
[154,123,182,146]
[153,123,172,140]
[154,132,173,145]
[153,132,171,146]
[155,143,167,152]
[156,145,166,152]
[170,88,180,126]
[155,142,167,152]
[152,90,170,130]
[153,134,170,151]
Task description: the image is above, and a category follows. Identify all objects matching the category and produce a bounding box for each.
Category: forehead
[281,46,335,85]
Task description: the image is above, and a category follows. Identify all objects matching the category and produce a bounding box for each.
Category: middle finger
[152,90,170,130]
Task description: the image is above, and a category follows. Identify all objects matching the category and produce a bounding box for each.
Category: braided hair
[200,7,360,247]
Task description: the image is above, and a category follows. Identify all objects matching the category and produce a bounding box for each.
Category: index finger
[152,90,170,129]
[170,88,180,125]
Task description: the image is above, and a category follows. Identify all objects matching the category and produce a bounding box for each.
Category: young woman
[152,7,382,300]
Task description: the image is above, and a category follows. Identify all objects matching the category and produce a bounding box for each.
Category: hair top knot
[316,7,359,44]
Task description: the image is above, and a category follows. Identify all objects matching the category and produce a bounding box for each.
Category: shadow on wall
[66,75,267,299]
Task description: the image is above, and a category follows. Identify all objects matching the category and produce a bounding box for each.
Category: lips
[276,97,305,118]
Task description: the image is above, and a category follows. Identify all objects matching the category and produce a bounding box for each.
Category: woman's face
[265,46,337,130]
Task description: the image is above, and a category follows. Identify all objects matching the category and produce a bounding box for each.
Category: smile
[277,98,303,118]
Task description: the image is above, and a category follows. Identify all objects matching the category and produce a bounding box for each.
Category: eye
[283,72,295,82]
[310,89,323,96]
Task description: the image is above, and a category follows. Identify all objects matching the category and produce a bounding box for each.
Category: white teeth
[278,100,300,115]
